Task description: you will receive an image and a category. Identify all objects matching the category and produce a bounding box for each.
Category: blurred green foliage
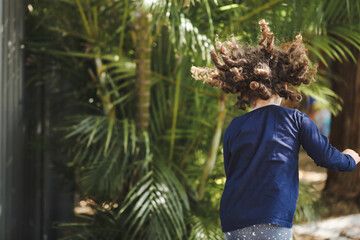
[25,0,360,239]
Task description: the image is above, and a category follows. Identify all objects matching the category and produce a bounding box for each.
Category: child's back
[221,105,355,232]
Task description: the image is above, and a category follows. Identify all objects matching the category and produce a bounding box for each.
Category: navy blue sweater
[220,105,356,232]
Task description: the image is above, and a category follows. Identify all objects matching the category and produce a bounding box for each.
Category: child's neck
[252,95,282,111]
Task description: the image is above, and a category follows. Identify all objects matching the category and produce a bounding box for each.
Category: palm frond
[64,116,142,200]
[118,159,190,240]
[188,215,224,240]
[295,182,327,223]
[297,71,342,116]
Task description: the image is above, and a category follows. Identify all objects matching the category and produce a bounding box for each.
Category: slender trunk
[134,10,152,131]
[198,94,227,200]
[169,70,181,161]
[324,49,360,199]
[95,57,115,118]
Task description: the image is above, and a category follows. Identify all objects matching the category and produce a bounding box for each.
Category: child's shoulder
[239,105,302,117]
[276,105,303,115]
[229,105,304,126]
[269,105,305,123]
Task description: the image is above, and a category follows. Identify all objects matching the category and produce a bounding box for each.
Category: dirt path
[293,214,360,239]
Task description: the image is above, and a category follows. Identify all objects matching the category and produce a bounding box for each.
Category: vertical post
[0,0,4,237]
[0,0,25,239]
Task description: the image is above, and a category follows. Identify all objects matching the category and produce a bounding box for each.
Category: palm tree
[27,0,218,238]
[26,0,360,239]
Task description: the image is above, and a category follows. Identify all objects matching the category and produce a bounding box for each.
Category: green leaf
[104,117,115,155]
[87,117,101,147]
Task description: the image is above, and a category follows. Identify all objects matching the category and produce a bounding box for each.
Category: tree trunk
[198,93,227,200]
[324,50,360,200]
[134,10,152,131]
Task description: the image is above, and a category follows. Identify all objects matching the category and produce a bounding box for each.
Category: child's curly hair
[191,19,318,110]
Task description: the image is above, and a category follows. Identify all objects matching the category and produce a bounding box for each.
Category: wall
[0,1,74,239]
[0,0,25,239]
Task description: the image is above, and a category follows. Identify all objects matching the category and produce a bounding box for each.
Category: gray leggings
[224,223,292,240]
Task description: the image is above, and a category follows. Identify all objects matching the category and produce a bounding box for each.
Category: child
[191,20,360,240]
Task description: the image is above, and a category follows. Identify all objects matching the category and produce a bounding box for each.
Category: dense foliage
[25,0,360,239]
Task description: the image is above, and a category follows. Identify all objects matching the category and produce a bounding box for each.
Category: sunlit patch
[215,177,226,184]
[143,0,159,7]
[28,4,34,12]
[156,195,166,204]
[80,200,87,207]
[196,232,205,238]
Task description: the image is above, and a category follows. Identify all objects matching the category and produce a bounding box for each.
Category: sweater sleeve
[299,112,356,171]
